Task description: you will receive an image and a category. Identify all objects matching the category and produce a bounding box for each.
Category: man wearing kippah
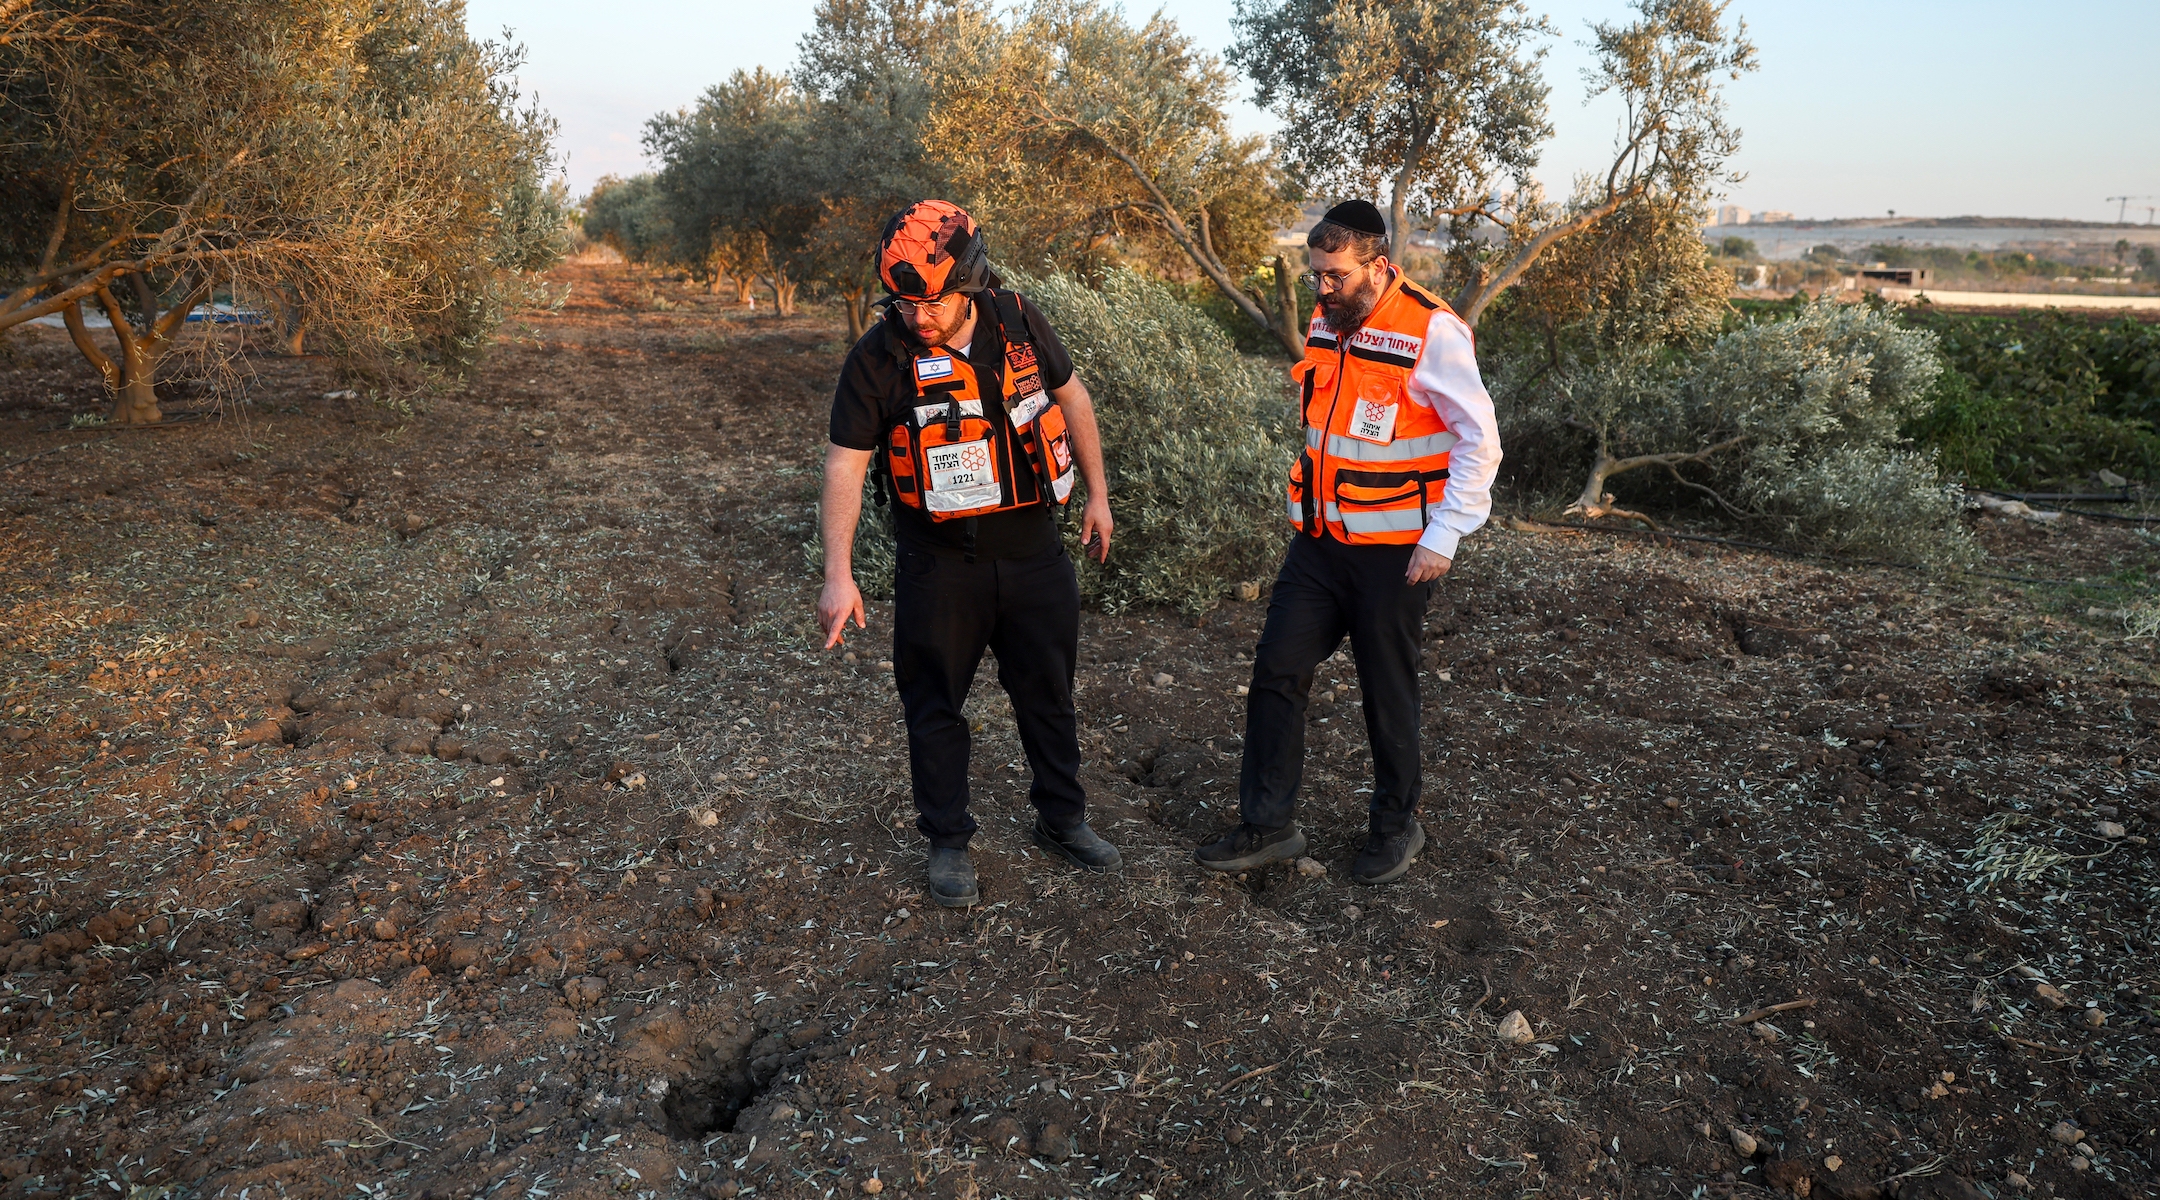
[1195,200,1501,885]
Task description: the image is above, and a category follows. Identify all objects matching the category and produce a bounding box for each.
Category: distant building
[1715,204,1751,226]
[1849,267,1932,289]
[1757,210,1794,224]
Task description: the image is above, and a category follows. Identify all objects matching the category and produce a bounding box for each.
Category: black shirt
[829,292,1076,559]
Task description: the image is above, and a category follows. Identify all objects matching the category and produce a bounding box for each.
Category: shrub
[1019,268,1297,614]
[1900,307,2160,488]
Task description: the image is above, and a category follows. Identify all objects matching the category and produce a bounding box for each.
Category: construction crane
[2106,195,2154,223]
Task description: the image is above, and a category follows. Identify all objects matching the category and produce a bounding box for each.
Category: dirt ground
[0,263,2155,1200]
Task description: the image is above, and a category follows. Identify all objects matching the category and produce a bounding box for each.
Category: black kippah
[1321,200,1387,238]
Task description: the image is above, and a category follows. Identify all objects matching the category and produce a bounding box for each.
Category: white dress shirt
[1403,307,1502,560]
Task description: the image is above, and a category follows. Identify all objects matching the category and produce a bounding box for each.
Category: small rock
[689,806,720,827]
[769,1104,799,1124]
[621,772,647,789]
[877,660,894,671]
[1236,580,1262,602]
[1694,1122,1715,1139]
[1823,1155,1843,1173]
[1152,672,1175,688]
[1495,1010,1534,1045]
[843,651,859,664]
[1033,1122,1072,1161]
[564,977,608,1009]
[2099,468,2128,488]
[2049,1120,2081,1145]
[255,900,308,930]
[233,719,284,748]
[238,610,262,629]
[860,1180,884,1196]
[2034,983,2069,1008]
[2005,1171,2029,1190]
[1294,857,1327,879]
[2069,1156,2089,1171]
[1729,1126,1758,1156]
[2083,1007,2106,1028]
[372,919,399,941]
[2097,820,2126,839]
[1341,904,1362,920]
[1750,1021,1779,1043]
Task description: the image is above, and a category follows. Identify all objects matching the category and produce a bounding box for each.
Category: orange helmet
[878,200,991,299]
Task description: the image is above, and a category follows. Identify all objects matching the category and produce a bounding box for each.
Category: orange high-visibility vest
[1287,273,1460,544]
[882,290,1076,521]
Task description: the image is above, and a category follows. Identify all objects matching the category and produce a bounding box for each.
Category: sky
[467,0,2160,224]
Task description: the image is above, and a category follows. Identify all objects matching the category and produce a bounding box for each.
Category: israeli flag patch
[914,355,955,383]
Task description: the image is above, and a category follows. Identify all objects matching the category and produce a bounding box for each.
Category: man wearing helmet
[818,200,1120,908]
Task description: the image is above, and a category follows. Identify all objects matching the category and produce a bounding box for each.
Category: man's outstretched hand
[1406,546,1452,584]
[819,577,866,648]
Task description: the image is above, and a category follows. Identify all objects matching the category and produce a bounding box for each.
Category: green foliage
[581,175,676,263]
[1013,268,1297,614]
[1184,263,1318,356]
[1508,298,1972,563]
[1899,307,2160,488]
[1716,236,1757,259]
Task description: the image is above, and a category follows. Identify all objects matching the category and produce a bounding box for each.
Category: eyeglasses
[892,292,969,316]
[1300,263,1375,293]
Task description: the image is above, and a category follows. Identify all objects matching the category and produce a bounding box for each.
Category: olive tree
[1526,299,1970,562]
[0,0,565,423]
[928,0,1305,355]
[1234,0,1754,327]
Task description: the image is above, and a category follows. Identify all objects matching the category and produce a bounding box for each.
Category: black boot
[1350,821,1425,885]
[1032,818,1122,872]
[1194,822,1306,873]
[927,846,979,908]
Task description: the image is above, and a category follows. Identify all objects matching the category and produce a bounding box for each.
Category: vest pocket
[886,425,919,501]
[1331,468,1423,509]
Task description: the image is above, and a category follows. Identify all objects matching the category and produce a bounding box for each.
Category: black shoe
[1194,822,1307,873]
[1033,819,1123,872]
[1351,821,1425,885]
[927,846,979,908]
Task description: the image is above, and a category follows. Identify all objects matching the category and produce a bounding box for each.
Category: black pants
[892,543,1085,848]
[1239,533,1435,836]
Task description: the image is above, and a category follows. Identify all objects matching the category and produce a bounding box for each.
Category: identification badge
[914,355,954,383]
[1009,389,1050,427]
[925,439,994,492]
[1348,399,1397,444]
[913,398,984,427]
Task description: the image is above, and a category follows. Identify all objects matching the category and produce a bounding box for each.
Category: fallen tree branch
[1725,998,1816,1025]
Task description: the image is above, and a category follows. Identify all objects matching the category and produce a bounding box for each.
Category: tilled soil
[0,263,2155,1200]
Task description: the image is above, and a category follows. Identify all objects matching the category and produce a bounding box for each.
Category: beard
[904,296,972,348]
[1317,271,1383,330]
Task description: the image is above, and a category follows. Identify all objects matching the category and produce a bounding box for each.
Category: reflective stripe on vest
[1307,426,1459,463]
[1323,502,1435,535]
